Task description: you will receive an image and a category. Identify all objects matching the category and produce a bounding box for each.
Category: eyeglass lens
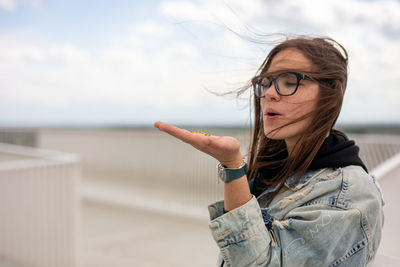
[255,72,299,97]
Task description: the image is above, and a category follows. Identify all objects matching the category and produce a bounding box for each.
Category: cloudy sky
[1,0,399,127]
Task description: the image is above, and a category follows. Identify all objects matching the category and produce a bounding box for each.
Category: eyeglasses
[252,71,315,97]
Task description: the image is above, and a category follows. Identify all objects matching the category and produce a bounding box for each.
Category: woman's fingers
[154,121,211,146]
[154,121,242,163]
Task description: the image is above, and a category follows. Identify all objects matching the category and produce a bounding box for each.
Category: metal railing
[1,129,399,266]
[77,130,400,219]
[0,129,37,147]
[0,142,80,267]
[350,134,400,177]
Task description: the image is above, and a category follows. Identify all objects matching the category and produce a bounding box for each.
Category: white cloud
[0,20,208,110]
[159,0,267,35]
[0,0,15,10]
[161,0,400,123]
[160,1,206,21]
[0,0,40,10]
[1,0,400,125]
[131,20,171,37]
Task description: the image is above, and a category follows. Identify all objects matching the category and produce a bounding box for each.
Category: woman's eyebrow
[262,68,310,76]
[261,70,291,77]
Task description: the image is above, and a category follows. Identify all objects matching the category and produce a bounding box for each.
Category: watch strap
[218,162,248,183]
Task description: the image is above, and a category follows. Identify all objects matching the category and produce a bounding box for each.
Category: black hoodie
[253,129,367,197]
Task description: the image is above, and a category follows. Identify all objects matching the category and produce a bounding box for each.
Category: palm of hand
[154,122,241,166]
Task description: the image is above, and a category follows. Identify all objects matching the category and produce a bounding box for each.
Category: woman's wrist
[220,154,244,169]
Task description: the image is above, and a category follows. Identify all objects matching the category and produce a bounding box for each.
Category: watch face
[218,169,226,181]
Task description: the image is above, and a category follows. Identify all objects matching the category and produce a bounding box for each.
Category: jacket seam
[328,238,368,267]
[360,211,374,261]
[217,219,266,248]
[336,168,349,209]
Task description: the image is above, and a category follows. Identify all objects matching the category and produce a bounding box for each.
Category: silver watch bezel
[217,161,247,182]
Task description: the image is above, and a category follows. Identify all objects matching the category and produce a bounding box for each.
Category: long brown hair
[243,36,348,198]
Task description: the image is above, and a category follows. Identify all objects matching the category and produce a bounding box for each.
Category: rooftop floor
[80,164,400,267]
[81,200,218,267]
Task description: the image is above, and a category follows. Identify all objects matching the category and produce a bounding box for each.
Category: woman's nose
[263,82,280,101]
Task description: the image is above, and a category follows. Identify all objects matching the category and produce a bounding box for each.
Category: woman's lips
[264,108,282,120]
[265,114,282,120]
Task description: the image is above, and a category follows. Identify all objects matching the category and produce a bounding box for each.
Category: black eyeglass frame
[252,71,316,97]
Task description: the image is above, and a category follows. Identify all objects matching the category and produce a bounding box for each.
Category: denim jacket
[208,166,385,267]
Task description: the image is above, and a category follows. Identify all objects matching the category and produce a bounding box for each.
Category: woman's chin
[264,128,284,140]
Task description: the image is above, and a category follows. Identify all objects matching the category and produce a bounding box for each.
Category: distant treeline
[113,123,400,135]
[170,124,400,135]
[2,123,400,135]
[336,124,400,135]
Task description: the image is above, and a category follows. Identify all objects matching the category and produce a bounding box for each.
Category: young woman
[154,36,384,266]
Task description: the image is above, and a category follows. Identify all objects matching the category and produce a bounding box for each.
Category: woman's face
[260,48,319,149]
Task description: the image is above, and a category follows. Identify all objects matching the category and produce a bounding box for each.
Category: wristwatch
[217,161,248,183]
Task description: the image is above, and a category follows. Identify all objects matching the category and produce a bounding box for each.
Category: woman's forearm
[221,156,252,211]
[224,176,252,211]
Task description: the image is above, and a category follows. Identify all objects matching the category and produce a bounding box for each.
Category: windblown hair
[244,36,348,197]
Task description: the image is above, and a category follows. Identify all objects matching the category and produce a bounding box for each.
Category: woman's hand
[154,121,243,168]
[155,121,251,211]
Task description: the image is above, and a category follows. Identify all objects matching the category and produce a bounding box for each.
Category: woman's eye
[285,82,297,86]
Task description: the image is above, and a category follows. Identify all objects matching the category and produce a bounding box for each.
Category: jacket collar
[250,168,328,196]
[284,168,326,191]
